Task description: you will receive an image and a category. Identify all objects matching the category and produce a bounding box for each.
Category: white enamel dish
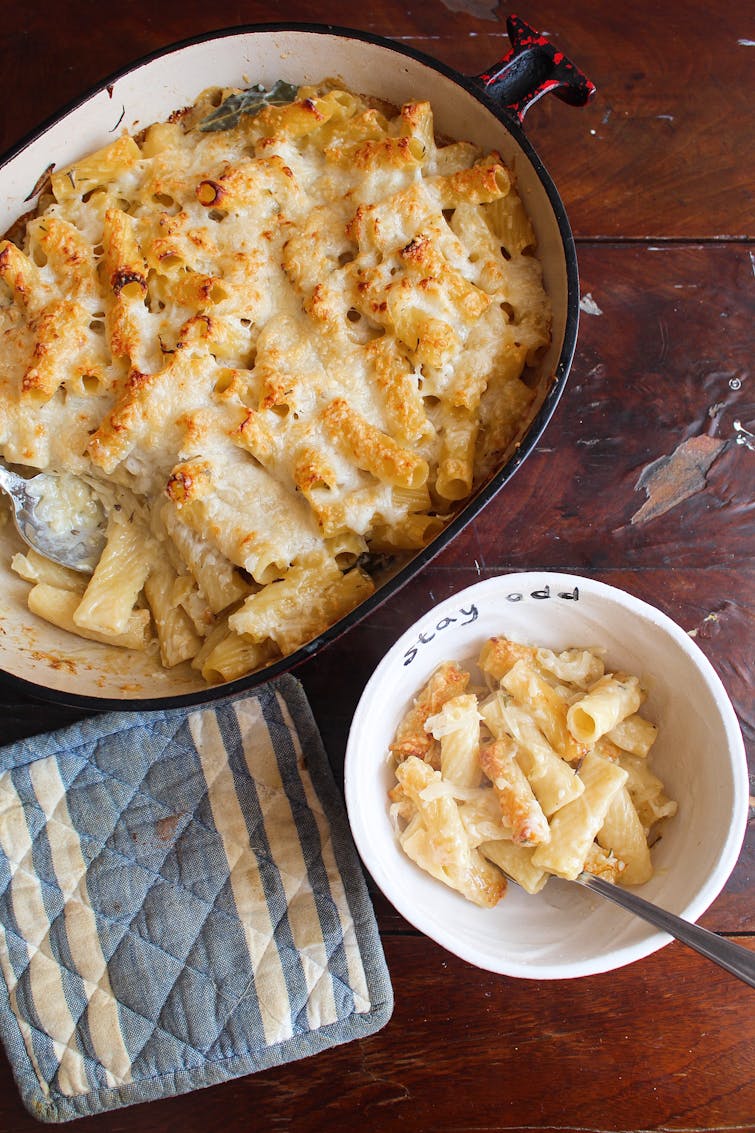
[344,572,749,979]
[0,21,592,708]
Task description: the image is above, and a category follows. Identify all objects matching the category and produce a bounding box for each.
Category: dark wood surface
[1,2,753,1130]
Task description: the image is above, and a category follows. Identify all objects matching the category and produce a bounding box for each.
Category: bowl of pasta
[0,19,593,708]
[344,571,749,978]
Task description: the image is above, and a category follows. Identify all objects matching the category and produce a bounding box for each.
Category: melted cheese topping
[0,82,551,681]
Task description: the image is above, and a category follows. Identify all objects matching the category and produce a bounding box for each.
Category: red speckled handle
[473,14,596,122]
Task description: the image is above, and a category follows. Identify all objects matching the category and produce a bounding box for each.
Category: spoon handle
[576,873,755,989]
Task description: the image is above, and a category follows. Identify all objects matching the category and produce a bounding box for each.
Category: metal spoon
[572,871,755,988]
[0,463,106,573]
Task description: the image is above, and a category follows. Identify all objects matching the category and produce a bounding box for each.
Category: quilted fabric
[0,675,392,1122]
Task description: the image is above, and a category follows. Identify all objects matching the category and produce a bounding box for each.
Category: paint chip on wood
[631,434,726,524]
[580,293,603,316]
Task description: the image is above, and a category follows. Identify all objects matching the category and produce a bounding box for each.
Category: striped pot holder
[0,675,392,1122]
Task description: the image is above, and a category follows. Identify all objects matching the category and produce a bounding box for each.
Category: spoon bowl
[0,464,106,573]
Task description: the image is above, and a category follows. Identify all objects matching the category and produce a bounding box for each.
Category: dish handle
[470,14,596,122]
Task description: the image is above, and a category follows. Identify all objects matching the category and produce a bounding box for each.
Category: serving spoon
[568,870,755,988]
[0,463,106,573]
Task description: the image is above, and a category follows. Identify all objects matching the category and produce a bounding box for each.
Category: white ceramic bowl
[344,571,749,979]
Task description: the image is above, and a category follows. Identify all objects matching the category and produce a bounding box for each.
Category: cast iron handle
[472,14,596,122]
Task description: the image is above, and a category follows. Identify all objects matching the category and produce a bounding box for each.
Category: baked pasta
[389,637,677,906]
[0,81,551,683]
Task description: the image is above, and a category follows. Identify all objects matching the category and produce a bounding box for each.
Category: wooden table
[1,2,753,1130]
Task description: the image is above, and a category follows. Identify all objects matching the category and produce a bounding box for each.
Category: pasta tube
[567,674,644,744]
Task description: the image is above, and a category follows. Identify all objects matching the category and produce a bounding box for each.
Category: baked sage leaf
[199,79,299,132]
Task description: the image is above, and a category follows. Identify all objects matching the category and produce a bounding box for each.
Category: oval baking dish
[0,18,593,710]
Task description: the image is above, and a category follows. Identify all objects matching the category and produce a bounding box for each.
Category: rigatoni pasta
[389,636,677,904]
[0,79,551,683]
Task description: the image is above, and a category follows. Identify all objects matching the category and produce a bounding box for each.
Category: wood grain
[1,2,753,239]
[0,2,753,1131]
[0,932,752,1133]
